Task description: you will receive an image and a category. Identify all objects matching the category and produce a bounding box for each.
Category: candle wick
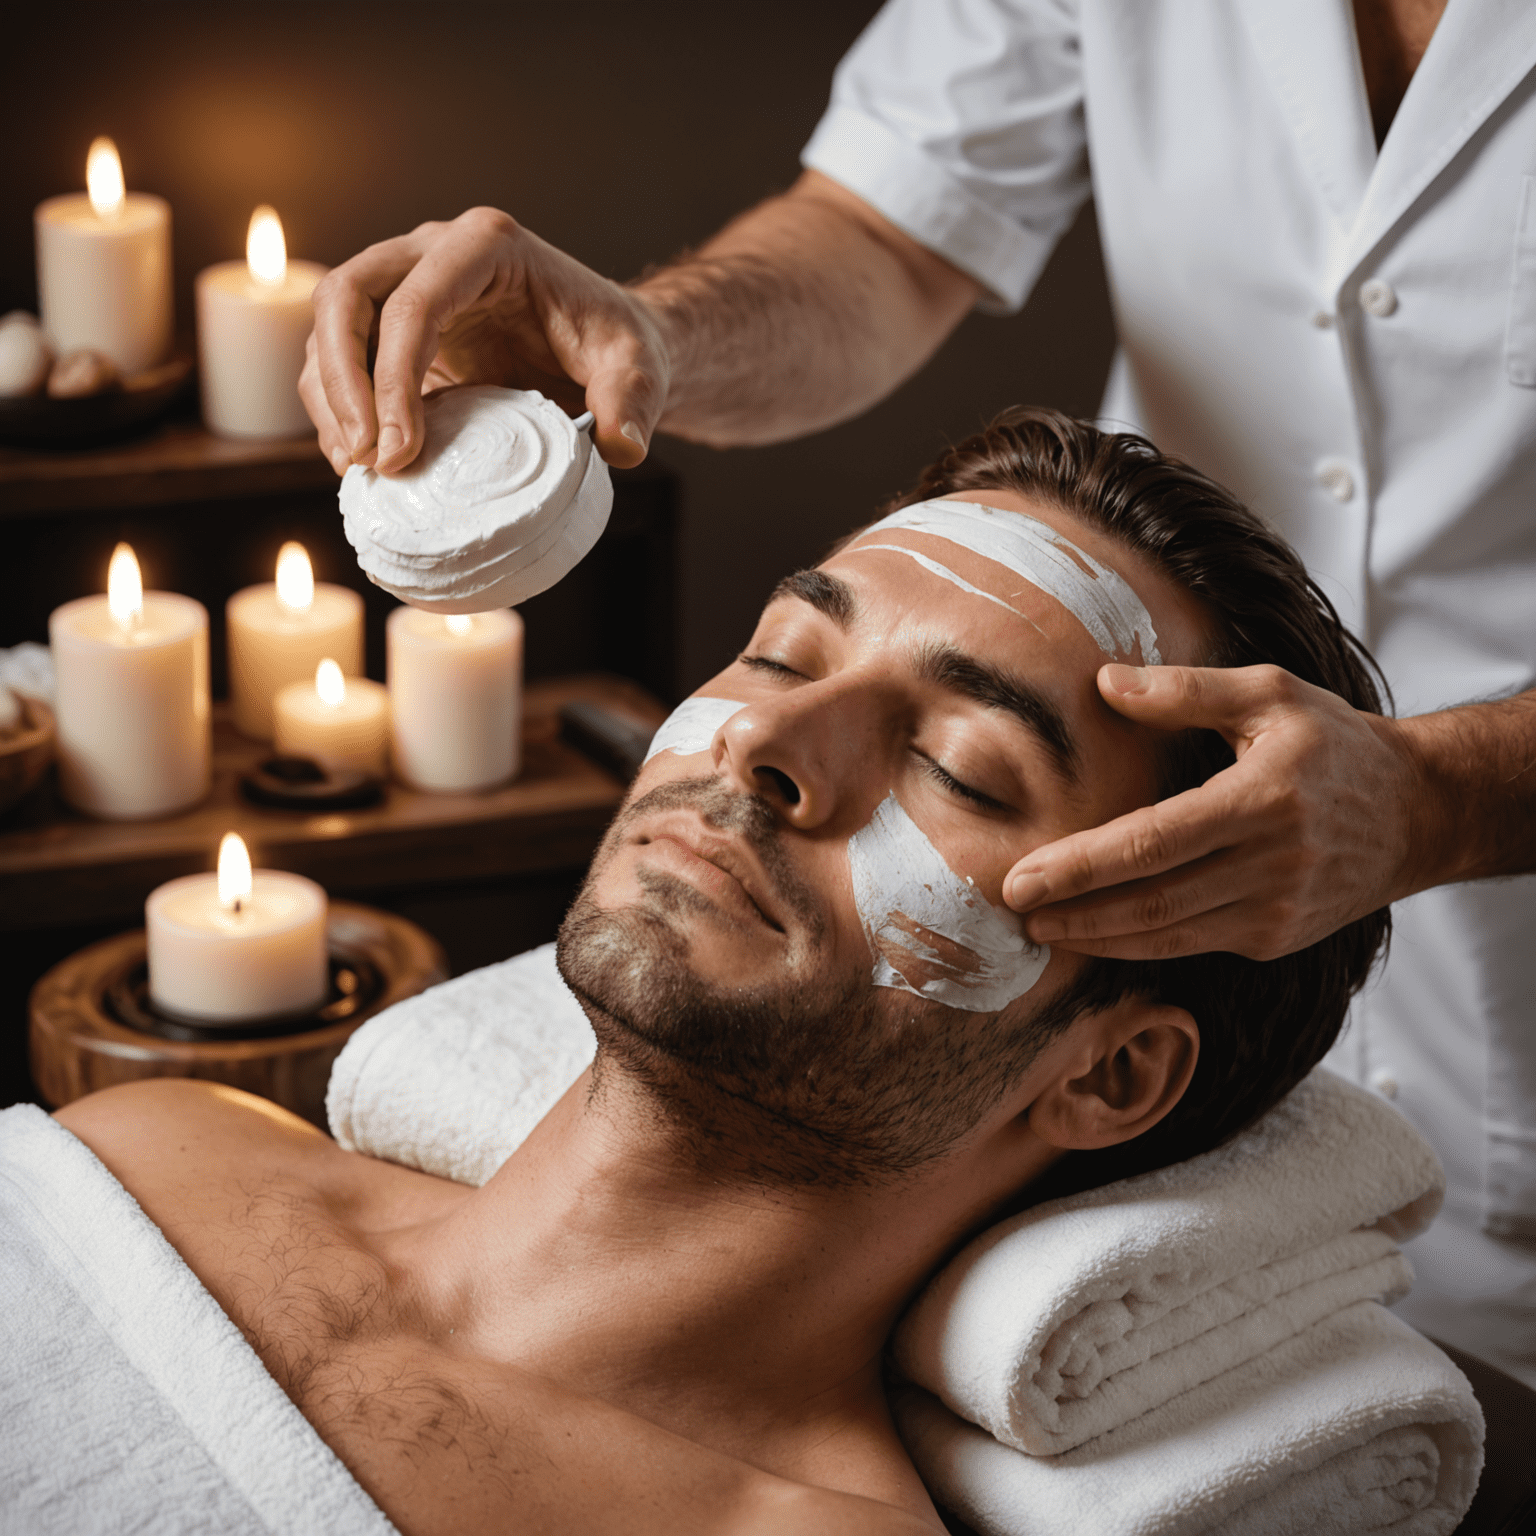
[233,897,243,915]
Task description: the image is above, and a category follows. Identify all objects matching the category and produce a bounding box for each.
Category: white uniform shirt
[804,0,1536,1371]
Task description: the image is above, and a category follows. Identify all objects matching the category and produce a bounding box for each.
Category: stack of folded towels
[328,944,1484,1535]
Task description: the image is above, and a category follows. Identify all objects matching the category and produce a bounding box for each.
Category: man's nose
[712,678,882,829]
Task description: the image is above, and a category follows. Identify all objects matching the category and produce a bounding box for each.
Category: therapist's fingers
[1095,661,1317,741]
[297,331,352,475]
[1008,777,1261,922]
[307,225,440,467]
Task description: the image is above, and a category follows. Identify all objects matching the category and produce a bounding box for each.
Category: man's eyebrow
[767,569,858,630]
[914,642,1081,786]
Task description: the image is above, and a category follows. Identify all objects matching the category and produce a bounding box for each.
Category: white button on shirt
[1315,461,1356,502]
[1359,279,1398,316]
[803,0,1536,1378]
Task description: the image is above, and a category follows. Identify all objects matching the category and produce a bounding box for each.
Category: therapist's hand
[1005,664,1433,961]
[299,207,669,476]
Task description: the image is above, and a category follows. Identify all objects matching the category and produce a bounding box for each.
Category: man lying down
[40,409,1388,1535]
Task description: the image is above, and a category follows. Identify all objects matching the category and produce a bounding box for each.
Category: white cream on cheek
[852,499,1162,666]
[847,794,1050,1012]
[643,696,748,762]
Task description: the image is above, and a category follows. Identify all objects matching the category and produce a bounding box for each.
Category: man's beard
[557,776,1056,1188]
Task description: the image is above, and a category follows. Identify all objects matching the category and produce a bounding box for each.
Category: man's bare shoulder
[54,1079,453,1240]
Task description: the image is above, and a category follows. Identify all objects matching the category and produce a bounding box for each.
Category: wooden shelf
[0,413,336,517]
[0,673,664,931]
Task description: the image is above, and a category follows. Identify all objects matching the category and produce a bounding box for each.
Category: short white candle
[196,206,326,438]
[274,658,389,773]
[50,543,211,820]
[227,542,365,739]
[388,606,523,792]
[147,831,329,1023]
[34,138,173,376]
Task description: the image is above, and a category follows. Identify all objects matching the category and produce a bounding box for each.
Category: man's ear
[1026,998,1198,1151]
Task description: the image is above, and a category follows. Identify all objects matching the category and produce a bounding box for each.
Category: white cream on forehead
[848,794,1050,1012]
[644,696,747,761]
[851,499,1161,665]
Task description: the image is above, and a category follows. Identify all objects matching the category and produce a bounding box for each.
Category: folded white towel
[892,1067,1444,1455]
[896,1300,1482,1536]
[327,942,594,1185]
[0,1105,394,1535]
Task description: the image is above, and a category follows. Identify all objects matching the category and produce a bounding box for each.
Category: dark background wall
[1,0,1114,695]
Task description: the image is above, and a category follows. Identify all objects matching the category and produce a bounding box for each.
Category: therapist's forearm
[1397,687,1536,892]
[634,171,979,448]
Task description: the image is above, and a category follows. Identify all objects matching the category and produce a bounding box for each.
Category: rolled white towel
[327,942,594,1185]
[892,1068,1444,1455]
[339,385,613,613]
[895,1300,1483,1536]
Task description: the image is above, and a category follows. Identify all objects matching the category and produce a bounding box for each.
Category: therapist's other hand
[1005,663,1428,961]
[299,207,668,477]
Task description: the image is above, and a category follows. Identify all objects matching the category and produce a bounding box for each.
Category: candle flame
[107,542,143,629]
[217,832,253,912]
[274,541,314,612]
[444,614,474,636]
[246,205,287,287]
[316,657,346,707]
[86,137,125,219]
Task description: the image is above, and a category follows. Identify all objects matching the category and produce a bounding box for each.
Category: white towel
[327,942,594,1186]
[895,1300,1483,1536]
[892,1068,1444,1455]
[0,1105,395,1536]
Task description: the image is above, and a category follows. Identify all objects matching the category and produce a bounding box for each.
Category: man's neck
[383,1060,1042,1463]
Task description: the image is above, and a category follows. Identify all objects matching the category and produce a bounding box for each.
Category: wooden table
[0,674,664,1107]
[0,674,663,932]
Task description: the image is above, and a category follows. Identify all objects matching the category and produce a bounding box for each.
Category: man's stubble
[556,776,1072,1188]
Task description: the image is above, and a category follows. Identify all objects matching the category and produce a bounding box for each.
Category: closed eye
[739,653,806,680]
[916,751,1011,812]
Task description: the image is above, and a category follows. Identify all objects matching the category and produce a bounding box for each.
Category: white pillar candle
[274,658,388,773]
[387,606,523,792]
[34,138,172,376]
[196,206,325,438]
[147,831,328,1023]
[227,542,365,739]
[49,544,210,820]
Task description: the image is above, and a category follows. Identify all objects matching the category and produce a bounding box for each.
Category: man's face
[558,491,1206,1177]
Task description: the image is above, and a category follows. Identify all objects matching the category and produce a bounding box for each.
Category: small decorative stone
[47,348,120,399]
[0,311,53,398]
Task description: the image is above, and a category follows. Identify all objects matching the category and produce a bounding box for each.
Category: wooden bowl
[0,350,193,448]
[0,696,55,817]
[29,901,448,1128]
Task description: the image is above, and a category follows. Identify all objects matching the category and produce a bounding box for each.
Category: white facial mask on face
[848,794,1050,1012]
[643,696,748,762]
[853,499,1162,665]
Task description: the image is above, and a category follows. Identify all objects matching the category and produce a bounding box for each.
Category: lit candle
[34,137,173,375]
[387,606,523,792]
[49,543,210,820]
[146,831,329,1023]
[274,658,389,773]
[226,541,365,739]
[196,205,327,437]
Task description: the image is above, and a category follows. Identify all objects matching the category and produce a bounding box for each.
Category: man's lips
[632,819,785,933]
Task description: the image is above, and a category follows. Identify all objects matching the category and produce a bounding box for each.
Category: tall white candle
[147,831,329,1023]
[274,659,389,773]
[388,606,522,792]
[197,206,325,438]
[227,542,365,739]
[50,544,210,820]
[34,138,172,376]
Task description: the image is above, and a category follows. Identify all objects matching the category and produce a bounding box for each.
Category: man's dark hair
[877,406,1391,1194]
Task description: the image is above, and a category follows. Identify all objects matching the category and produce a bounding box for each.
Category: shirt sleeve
[801,0,1089,313]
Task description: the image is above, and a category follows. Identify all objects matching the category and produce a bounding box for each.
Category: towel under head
[893,1066,1444,1455]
